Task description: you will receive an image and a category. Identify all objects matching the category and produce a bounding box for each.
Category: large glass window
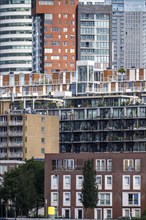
[78,66,87,81]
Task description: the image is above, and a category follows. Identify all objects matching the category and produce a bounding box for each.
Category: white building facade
[0,0,32,74]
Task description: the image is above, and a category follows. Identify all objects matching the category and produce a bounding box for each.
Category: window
[39,0,54,5]
[51,175,58,189]
[76,192,82,206]
[51,41,60,46]
[45,14,53,19]
[63,28,68,32]
[76,175,83,189]
[134,209,140,218]
[122,192,140,206]
[62,208,70,218]
[99,193,112,206]
[63,159,74,170]
[64,14,68,18]
[123,159,140,171]
[45,48,53,53]
[41,148,45,154]
[123,175,130,190]
[63,175,71,189]
[96,175,102,190]
[0,165,7,175]
[70,49,75,53]
[133,176,140,190]
[52,159,62,170]
[63,56,68,60]
[51,192,58,206]
[41,127,45,133]
[123,209,130,217]
[41,138,45,144]
[128,193,138,205]
[44,34,52,39]
[44,56,48,60]
[104,209,112,219]
[44,62,52,67]
[51,27,60,32]
[41,116,45,122]
[105,176,112,190]
[70,62,74,67]
[63,42,68,46]
[96,160,106,171]
[63,192,71,206]
[51,56,60,60]
[95,209,102,219]
[96,159,112,171]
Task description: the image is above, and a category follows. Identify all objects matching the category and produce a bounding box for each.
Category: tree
[80,159,98,209]
[0,159,44,217]
[118,67,126,74]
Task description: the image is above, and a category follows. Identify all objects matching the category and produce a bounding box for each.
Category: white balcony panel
[0,41,32,46]
[0,49,32,54]
[0,56,32,61]
[0,64,32,68]
[1,19,32,24]
[0,4,31,9]
[0,11,31,16]
[0,26,32,32]
[0,34,32,39]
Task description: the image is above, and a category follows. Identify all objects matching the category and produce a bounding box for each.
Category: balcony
[96,165,112,172]
[124,166,140,172]
[0,132,7,137]
[0,143,7,147]
[8,152,23,158]
[0,121,7,126]
[9,121,23,126]
[8,142,23,147]
[0,153,7,158]
[52,165,83,171]
[9,131,23,136]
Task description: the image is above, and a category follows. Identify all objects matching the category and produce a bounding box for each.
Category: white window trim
[76,175,83,189]
[96,175,102,190]
[63,175,71,190]
[123,175,130,190]
[105,175,112,190]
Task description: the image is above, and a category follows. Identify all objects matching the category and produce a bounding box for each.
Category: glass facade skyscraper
[108,0,146,70]
[0,0,32,74]
[124,0,146,69]
[77,2,112,70]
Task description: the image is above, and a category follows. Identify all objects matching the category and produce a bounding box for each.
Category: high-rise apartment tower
[0,0,32,74]
[77,0,112,70]
[32,0,78,74]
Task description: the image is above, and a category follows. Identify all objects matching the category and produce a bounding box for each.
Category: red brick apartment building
[45,152,146,219]
[32,0,78,74]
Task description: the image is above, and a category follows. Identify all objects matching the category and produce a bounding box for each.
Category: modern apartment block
[31,0,78,74]
[107,0,146,70]
[0,0,32,74]
[0,71,75,99]
[124,0,146,69]
[0,114,59,160]
[45,152,146,219]
[47,94,146,153]
[77,2,112,70]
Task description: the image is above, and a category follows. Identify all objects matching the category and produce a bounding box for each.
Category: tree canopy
[0,159,44,217]
[118,67,126,74]
[80,159,98,209]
